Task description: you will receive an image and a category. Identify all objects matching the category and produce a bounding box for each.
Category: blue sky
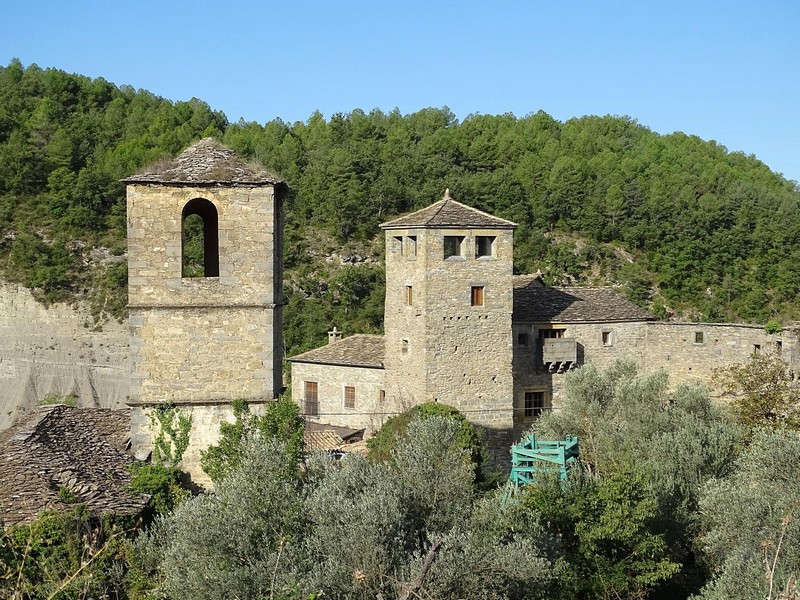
[3,0,799,181]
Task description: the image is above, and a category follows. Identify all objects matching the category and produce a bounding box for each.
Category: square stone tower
[380,190,517,460]
[123,138,283,482]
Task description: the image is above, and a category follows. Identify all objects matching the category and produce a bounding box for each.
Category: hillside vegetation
[1,60,799,355]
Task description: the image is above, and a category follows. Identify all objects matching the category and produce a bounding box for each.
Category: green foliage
[140,416,554,600]
[765,319,783,335]
[136,439,309,600]
[39,392,77,406]
[367,401,491,484]
[200,396,305,484]
[57,486,78,504]
[517,468,680,599]
[714,351,800,432]
[530,362,742,596]
[149,402,192,468]
[0,507,134,599]
[695,429,800,599]
[128,464,189,514]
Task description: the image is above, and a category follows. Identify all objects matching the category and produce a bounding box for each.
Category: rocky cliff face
[0,283,129,431]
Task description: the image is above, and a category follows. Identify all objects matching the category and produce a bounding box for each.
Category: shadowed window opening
[182,198,219,277]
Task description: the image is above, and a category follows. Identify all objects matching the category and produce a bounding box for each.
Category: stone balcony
[541,338,582,373]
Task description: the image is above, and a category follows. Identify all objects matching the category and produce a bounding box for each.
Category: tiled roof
[304,423,366,453]
[513,275,656,323]
[122,137,282,185]
[288,334,385,369]
[380,190,517,229]
[0,406,148,526]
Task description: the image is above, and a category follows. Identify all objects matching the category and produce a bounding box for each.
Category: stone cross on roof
[122,137,283,186]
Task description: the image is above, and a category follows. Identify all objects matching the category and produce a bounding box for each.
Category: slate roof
[513,275,656,323]
[122,137,282,186]
[0,406,149,527]
[288,334,385,369]
[380,190,517,230]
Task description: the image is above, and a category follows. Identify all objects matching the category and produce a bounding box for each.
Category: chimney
[328,326,343,344]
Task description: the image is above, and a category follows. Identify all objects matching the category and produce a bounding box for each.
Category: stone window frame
[343,385,356,409]
[303,381,319,416]
[601,330,614,347]
[538,327,566,339]
[693,331,706,345]
[522,389,549,419]
[405,235,417,258]
[181,197,220,278]
[471,285,485,307]
[443,235,465,260]
[392,235,403,255]
[475,235,496,259]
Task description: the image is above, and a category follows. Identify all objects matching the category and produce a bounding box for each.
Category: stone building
[123,139,284,484]
[120,139,797,476]
[290,191,800,461]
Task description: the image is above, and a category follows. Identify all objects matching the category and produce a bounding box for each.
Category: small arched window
[181,198,219,277]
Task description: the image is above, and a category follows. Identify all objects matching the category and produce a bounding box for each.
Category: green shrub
[367,402,489,484]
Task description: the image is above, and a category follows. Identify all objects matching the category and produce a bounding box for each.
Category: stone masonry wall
[382,228,429,412]
[126,183,282,404]
[129,306,277,403]
[291,362,386,434]
[511,319,799,441]
[384,228,515,465]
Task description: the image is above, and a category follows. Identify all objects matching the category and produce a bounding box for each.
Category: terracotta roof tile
[380,190,517,230]
[288,334,385,369]
[122,138,282,185]
[0,406,148,526]
[513,276,656,323]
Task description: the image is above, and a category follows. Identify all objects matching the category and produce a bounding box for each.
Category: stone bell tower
[123,138,283,482]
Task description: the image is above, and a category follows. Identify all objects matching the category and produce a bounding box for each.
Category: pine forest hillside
[1,60,799,356]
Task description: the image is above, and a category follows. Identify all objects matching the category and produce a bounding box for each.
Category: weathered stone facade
[125,139,284,484]
[380,195,518,463]
[290,192,800,466]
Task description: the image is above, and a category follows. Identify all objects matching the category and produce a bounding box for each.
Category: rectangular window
[475,235,496,258]
[344,385,355,409]
[471,285,484,306]
[406,285,413,306]
[538,328,566,339]
[694,331,705,344]
[602,331,613,346]
[776,340,783,352]
[304,381,319,416]
[405,235,417,257]
[754,344,761,354]
[392,236,403,254]
[402,339,409,354]
[378,389,386,403]
[517,332,529,347]
[524,391,547,418]
[443,236,464,259]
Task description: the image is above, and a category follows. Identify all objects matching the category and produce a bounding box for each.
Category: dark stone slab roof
[380,190,517,230]
[0,406,148,526]
[288,334,385,369]
[122,137,282,186]
[513,275,656,323]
